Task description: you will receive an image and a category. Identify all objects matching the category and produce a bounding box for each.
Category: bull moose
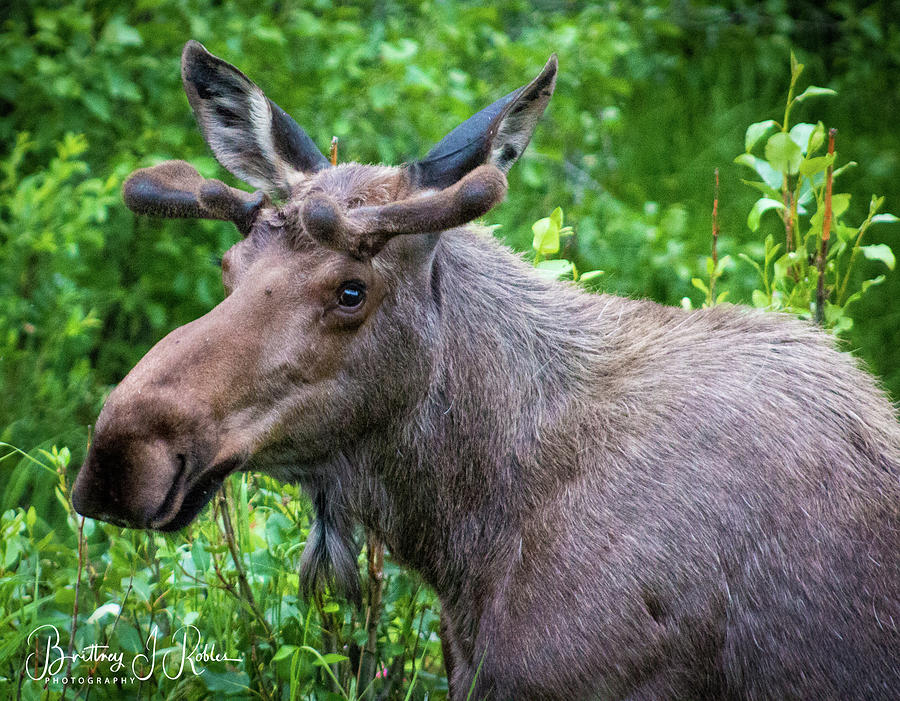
[72,42,900,699]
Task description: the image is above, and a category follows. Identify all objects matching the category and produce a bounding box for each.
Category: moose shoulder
[72,42,900,700]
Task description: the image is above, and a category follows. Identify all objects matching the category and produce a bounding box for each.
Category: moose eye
[337,281,366,309]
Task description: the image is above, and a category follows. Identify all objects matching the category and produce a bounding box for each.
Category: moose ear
[181,40,330,197]
[410,55,557,190]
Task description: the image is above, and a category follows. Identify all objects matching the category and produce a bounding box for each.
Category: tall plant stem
[815,129,836,324]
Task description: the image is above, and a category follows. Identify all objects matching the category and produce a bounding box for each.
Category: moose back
[72,42,900,700]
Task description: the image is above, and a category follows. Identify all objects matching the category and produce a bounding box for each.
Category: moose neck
[356,227,615,604]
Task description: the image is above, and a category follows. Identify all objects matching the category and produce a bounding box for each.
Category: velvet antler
[123,160,269,235]
[301,164,508,258]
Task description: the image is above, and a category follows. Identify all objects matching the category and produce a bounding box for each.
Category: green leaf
[535,259,573,280]
[550,206,563,230]
[794,86,838,102]
[807,122,826,154]
[844,275,885,307]
[191,540,210,572]
[531,216,560,255]
[831,193,851,219]
[87,602,121,623]
[834,224,857,243]
[790,51,803,80]
[102,16,143,47]
[715,254,733,275]
[832,161,857,179]
[872,213,900,224]
[313,653,350,666]
[745,120,777,152]
[751,289,770,307]
[860,244,896,270]
[789,123,816,153]
[579,270,604,283]
[740,178,782,200]
[691,277,709,294]
[114,625,143,654]
[737,252,762,274]
[322,601,340,613]
[799,155,833,177]
[734,154,783,189]
[272,645,300,662]
[765,132,803,175]
[747,198,785,231]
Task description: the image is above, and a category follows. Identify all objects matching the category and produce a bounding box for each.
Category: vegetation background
[1,1,898,698]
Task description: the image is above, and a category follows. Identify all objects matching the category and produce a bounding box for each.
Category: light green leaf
[807,121,826,154]
[734,154,783,189]
[550,206,563,230]
[737,252,762,274]
[789,123,816,153]
[799,154,833,177]
[715,254,733,275]
[860,244,896,270]
[832,161,857,179]
[535,259,573,280]
[531,217,560,255]
[747,198,785,231]
[834,224,857,243]
[691,277,709,294]
[872,213,900,224]
[794,86,838,102]
[751,289,770,307]
[831,193,851,219]
[579,270,604,283]
[745,120,777,152]
[765,132,803,175]
[87,602,121,624]
[102,16,143,47]
[741,178,782,200]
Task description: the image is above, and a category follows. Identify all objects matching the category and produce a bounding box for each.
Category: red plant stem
[711,169,720,301]
[815,128,837,324]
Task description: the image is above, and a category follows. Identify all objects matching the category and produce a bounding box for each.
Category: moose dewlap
[72,42,900,700]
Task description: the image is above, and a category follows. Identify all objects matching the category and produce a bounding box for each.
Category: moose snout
[73,433,192,529]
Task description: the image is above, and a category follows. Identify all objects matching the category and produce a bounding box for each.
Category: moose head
[71,42,556,533]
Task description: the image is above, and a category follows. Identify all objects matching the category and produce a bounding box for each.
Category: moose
[72,42,899,699]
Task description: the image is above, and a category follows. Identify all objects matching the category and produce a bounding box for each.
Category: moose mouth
[149,454,244,531]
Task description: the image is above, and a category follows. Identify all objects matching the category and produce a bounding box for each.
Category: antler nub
[123,160,269,235]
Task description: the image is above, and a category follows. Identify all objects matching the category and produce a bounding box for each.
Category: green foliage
[733,53,897,332]
[1,458,444,699]
[530,206,603,284]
